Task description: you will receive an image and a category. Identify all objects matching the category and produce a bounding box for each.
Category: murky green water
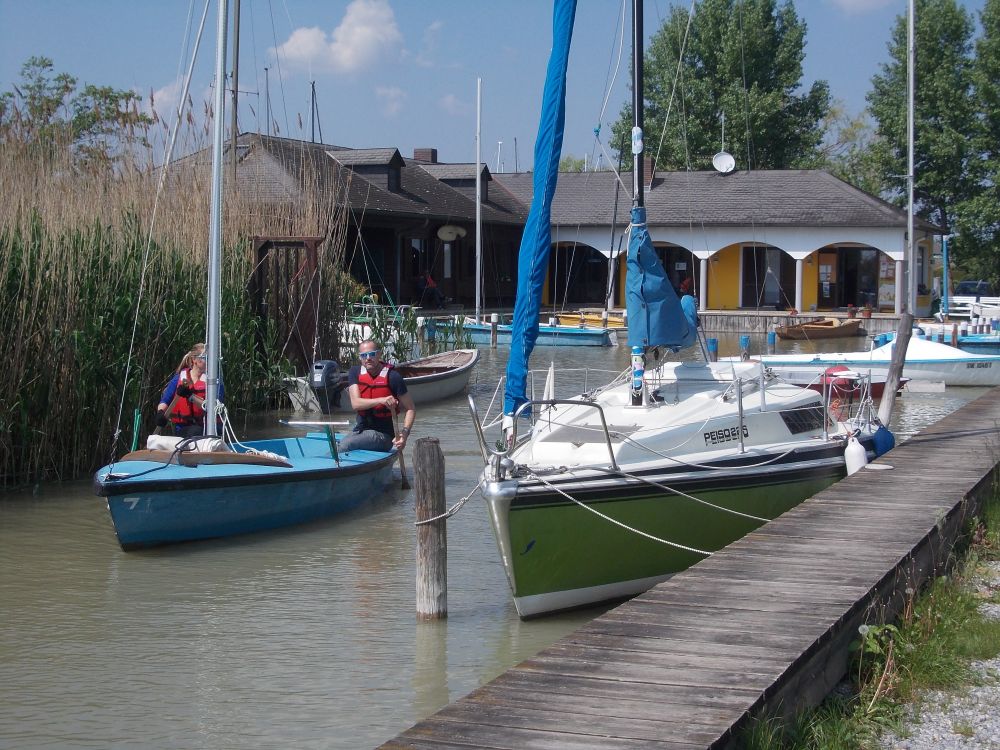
[0,336,987,748]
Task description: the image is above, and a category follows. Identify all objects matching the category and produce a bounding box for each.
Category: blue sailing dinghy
[94,434,395,549]
[94,0,398,550]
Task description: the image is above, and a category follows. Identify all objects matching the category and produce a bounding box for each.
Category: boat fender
[872,424,895,457]
[845,434,868,476]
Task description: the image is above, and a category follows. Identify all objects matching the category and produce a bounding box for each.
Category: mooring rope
[587,465,768,523]
[414,479,484,526]
[528,471,712,556]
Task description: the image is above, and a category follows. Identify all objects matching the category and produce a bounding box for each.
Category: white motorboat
[728,336,1000,387]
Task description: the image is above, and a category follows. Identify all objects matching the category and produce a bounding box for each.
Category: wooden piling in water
[490,313,499,348]
[414,437,447,620]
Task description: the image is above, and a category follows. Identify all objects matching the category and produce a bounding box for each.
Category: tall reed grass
[0,131,354,487]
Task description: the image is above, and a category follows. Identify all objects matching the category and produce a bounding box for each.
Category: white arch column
[795,258,804,313]
[699,257,708,311]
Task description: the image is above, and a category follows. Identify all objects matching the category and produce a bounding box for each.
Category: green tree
[954,0,1000,282]
[866,0,978,240]
[811,102,884,195]
[559,154,585,172]
[0,56,152,168]
[610,0,830,172]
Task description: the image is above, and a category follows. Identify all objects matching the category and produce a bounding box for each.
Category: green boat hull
[486,463,842,617]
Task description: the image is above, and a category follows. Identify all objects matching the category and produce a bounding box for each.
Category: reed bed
[0,133,354,487]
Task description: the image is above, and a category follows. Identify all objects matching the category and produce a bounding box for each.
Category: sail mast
[632,0,644,208]
[475,77,482,323]
[906,0,916,314]
[205,0,229,436]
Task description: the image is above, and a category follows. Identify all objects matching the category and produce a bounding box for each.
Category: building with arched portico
[494,168,940,316]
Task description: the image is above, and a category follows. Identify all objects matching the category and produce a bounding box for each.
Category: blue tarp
[626,206,698,350]
[503,0,577,417]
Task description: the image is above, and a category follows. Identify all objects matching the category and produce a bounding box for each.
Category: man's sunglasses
[359,350,380,360]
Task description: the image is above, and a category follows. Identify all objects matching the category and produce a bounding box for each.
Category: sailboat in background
[469,0,880,618]
[93,0,396,550]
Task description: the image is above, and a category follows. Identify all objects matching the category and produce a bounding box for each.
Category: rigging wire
[650,0,696,176]
[108,0,213,468]
[266,0,290,136]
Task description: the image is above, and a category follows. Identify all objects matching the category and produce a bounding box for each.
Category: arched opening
[741,245,796,310]
[814,245,886,310]
[546,242,610,306]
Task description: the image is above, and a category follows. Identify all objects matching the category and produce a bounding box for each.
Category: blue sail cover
[626,206,698,350]
[503,0,577,417]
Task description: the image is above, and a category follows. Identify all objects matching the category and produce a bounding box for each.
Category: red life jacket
[357,365,397,420]
[170,368,207,425]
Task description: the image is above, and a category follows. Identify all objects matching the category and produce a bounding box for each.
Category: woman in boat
[155,343,225,438]
[341,339,416,453]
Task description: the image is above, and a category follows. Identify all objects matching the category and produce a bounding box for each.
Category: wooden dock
[377,389,1000,750]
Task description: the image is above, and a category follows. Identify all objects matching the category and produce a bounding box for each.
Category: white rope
[529,471,712,556]
[414,479,483,526]
[588,465,768,523]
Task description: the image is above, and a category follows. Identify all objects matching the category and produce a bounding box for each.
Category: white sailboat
[469,0,882,618]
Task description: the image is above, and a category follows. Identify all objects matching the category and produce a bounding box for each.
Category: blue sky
[0,0,988,169]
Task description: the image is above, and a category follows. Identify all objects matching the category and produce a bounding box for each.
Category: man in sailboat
[340,340,416,453]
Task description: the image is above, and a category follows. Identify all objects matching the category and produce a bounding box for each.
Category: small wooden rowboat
[395,348,480,404]
[775,317,865,340]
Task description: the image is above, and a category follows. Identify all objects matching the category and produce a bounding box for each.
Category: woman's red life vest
[170,368,207,425]
[357,365,398,420]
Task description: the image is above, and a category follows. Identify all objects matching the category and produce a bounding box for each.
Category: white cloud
[415,20,444,67]
[376,86,406,116]
[274,0,402,74]
[147,79,183,122]
[440,94,469,117]
[827,0,896,14]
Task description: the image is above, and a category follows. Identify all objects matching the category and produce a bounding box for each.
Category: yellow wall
[707,246,741,309]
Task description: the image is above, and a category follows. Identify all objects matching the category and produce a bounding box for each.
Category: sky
[0,0,988,170]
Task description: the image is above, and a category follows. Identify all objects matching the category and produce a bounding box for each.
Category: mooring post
[952,324,959,347]
[416,317,426,352]
[415,437,447,620]
[490,312,499,349]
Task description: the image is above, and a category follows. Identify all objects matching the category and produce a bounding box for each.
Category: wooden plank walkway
[377,389,1000,750]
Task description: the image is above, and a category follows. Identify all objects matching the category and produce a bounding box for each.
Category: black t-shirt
[347,364,408,437]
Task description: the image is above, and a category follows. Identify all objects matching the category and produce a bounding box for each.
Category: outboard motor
[310,360,348,414]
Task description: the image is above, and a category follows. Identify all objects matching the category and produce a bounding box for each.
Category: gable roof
[492,169,941,232]
[326,148,405,168]
[208,134,526,227]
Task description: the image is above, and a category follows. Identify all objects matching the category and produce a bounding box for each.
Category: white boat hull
[733,337,1000,386]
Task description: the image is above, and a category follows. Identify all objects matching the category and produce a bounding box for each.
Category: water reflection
[0,334,988,749]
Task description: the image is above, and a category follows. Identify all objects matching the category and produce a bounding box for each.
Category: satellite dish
[712,151,736,174]
[436,225,468,242]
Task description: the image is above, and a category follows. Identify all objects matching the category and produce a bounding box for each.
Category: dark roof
[225,134,525,226]
[493,169,941,232]
[327,148,404,168]
[420,164,491,181]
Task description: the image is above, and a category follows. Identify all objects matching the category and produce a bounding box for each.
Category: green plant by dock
[740,490,1000,749]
